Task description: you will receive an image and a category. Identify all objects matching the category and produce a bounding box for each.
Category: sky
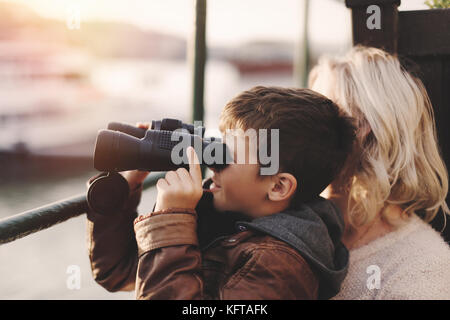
[3,0,429,47]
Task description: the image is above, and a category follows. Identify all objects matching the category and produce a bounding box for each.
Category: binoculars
[94,118,230,172]
[87,118,231,215]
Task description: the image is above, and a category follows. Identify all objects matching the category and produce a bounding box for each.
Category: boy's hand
[154,146,203,212]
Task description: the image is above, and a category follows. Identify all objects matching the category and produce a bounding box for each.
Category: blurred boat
[225,41,294,75]
[0,39,241,172]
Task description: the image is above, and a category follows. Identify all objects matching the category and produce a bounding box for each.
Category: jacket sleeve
[86,177,142,292]
[133,210,318,300]
[134,210,202,299]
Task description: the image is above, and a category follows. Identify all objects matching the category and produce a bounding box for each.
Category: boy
[86,86,355,299]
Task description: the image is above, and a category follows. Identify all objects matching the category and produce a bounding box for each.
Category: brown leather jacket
[86,178,319,299]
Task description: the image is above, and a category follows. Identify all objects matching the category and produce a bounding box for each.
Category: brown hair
[219,86,356,204]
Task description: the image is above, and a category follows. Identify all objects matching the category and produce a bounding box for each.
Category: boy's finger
[165,171,180,186]
[176,167,193,186]
[187,146,202,186]
[156,178,169,190]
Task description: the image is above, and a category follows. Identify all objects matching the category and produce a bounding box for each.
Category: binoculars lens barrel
[89,119,225,216]
[94,128,230,172]
[94,130,142,171]
[107,122,147,139]
[107,118,204,139]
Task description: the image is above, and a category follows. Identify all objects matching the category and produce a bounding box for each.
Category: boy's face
[207,132,273,218]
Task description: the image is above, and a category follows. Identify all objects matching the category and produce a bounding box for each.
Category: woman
[309,46,450,299]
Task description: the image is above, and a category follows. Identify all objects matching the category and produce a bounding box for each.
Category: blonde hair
[309,45,449,228]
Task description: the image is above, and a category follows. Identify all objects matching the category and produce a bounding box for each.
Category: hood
[196,178,349,299]
[238,196,349,300]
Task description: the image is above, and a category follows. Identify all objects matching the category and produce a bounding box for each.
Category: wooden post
[294,0,310,88]
[190,0,207,124]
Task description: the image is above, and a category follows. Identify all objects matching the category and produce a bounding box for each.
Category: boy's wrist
[135,208,196,225]
[154,200,199,212]
[134,211,198,255]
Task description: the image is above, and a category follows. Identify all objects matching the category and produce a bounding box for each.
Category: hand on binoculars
[154,146,203,212]
[119,122,151,190]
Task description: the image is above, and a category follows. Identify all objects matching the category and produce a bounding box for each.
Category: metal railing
[0,173,166,244]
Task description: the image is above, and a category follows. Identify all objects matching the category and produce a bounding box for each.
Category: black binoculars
[94,118,230,172]
[87,118,231,215]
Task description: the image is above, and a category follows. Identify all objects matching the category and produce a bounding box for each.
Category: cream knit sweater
[332,214,450,300]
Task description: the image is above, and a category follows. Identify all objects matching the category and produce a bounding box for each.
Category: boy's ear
[267,173,297,202]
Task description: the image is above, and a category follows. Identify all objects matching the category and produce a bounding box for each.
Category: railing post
[294,0,310,88]
[190,0,207,124]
